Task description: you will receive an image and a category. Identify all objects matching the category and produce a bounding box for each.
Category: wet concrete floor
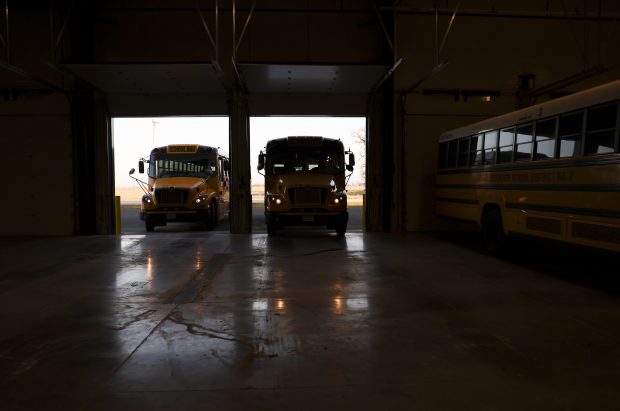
[1,230,619,410]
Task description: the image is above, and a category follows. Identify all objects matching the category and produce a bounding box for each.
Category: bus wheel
[336,221,347,237]
[267,217,277,237]
[206,201,217,230]
[482,209,505,253]
[145,221,155,232]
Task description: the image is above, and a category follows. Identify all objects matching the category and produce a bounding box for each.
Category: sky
[113,116,366,187]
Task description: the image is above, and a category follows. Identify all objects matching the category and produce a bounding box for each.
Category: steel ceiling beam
[382,6,620,21]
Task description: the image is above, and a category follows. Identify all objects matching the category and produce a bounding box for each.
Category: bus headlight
[268,194,283,205]
[142,194,153,205]
[333,193,346,205]
[194,195,208,205]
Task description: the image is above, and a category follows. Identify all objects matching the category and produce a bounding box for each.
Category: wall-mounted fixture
[422,88,501,102]
[461,89,501,102]
[422,88,460,101]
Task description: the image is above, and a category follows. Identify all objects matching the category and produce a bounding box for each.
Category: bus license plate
[166,213,176,220]
[302,215,314,222]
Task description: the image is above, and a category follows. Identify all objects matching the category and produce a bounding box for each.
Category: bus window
[498,127,515,163]
[457,137,470,167]
[535,117,557,159]
[558,111,584,158]
[470,134,483,165]
[585,103,617,155]
[515,123,534,161]
[483,130,498,164]
[447,140,458,168]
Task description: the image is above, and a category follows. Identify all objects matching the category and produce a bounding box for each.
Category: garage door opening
[250,116,366,232]
[114,116,230,203]
[250,117,366,235]
[113,116,365,234]
[113,116,229,233]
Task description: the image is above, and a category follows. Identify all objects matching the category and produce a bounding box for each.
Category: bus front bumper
[140,210,210,225]
[265,211,348,228]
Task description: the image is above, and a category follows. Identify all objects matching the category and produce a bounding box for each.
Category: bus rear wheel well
[480,203,501,227]
[480,204,506,253]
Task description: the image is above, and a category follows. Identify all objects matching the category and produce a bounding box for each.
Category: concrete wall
[0,7,75,235]
[0,96,74,235]
[0,6,115,236]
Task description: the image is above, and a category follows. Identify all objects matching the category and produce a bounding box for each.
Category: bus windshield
[266,147,344,175]
[148,153,217,179]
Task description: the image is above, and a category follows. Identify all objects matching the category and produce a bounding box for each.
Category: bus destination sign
[168,145,198,154]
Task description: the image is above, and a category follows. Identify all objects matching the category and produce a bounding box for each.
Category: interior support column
[70,3,115,234]
[94,94,114,234]
[229,84,252,233]
[365,81,394,232]
[70,86,96,234]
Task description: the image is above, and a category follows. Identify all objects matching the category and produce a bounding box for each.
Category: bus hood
[152,177,204,191]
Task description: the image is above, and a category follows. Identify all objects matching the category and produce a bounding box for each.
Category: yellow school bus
[257,136,355,236]
[436,79,620,252]
[129,144,230,232]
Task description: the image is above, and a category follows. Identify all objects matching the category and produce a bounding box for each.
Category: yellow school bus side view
[436,79,620,253]
[257,136,355,237]
[129,144,230,232]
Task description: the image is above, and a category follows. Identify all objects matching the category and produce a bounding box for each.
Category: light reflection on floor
[3,232,620,410]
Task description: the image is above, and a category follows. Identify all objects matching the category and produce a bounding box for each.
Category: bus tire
[145,221,155,232]
[336,221,347,237]
[482,208,506,253]
[206,201,217,230]
[267,217,277,237]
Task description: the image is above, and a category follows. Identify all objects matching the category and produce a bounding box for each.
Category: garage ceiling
[59,62,389,116]
[63,63,227,94]
[64,62,389,94]
[240,64,389,94]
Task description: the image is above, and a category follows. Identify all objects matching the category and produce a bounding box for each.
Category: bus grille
[289,188,325,205]
[156,188,189,204]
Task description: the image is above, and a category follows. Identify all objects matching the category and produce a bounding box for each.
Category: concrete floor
[1,229,619,410]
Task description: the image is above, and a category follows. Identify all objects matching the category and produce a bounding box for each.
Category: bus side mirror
[138,161,145,174]
[348,153,355,167]
[224,159,230,172]
[257,152,265,171]
[129,168,135,175]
